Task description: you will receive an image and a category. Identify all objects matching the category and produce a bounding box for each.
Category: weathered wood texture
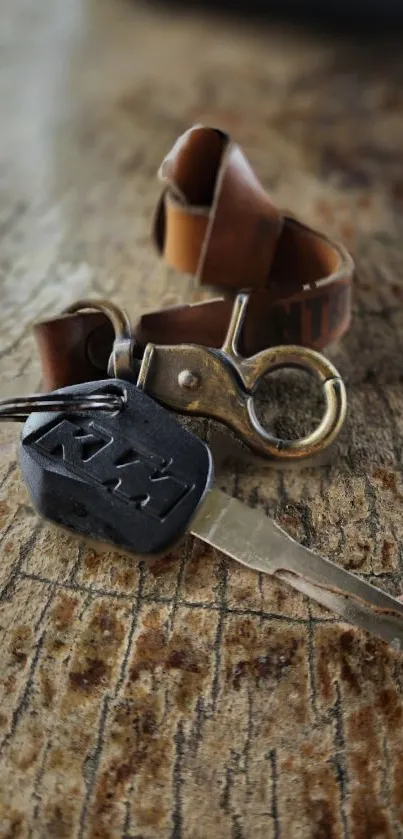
[1,2,403,837]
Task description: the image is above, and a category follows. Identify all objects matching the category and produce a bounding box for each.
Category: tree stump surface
[1,2,403,837]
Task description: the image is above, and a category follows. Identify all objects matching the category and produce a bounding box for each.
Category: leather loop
[154,125,283,289]
[33,312,114,391]
[34,124,354,391]
[151,125,353,350]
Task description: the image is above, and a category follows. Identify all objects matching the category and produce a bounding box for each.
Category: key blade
[191,489,403,650]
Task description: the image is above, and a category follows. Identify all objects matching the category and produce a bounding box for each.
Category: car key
[17,381,213,556]
[7,379,403,651]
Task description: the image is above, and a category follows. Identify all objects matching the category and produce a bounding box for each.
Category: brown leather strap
[151,125,353,351]
[34,125,354,391]
[154,126,283,288]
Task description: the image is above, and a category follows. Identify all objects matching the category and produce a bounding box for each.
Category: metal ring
[63,299,132,340]
[0,392,125,422]
[245,345,347,460]
[63,299,135,379]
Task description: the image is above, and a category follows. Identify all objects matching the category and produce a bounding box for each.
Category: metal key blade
[191,489,403,650]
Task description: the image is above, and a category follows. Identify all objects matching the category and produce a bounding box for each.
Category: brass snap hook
[63,299,135,380]
[217,293,347,460]
[136,293,347,461]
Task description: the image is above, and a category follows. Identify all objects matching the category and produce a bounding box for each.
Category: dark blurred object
[156,0,403,28]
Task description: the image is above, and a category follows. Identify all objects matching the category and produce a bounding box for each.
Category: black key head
[19,380,213,555]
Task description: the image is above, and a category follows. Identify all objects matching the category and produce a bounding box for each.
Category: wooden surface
[1,2,403,837]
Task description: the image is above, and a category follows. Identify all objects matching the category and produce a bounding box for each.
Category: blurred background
[159,0,403,26]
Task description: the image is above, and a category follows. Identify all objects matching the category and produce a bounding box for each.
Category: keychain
[33,124,354,463]
[1,380,403,650]
[1,125,379,656]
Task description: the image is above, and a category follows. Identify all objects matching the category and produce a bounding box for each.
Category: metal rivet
[178,369,200,390]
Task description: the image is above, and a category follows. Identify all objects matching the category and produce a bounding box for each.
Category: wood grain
[1,2,403,837]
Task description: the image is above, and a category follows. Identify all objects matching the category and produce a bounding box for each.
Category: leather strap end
[33,312,114,392]
[152,124,283,290]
